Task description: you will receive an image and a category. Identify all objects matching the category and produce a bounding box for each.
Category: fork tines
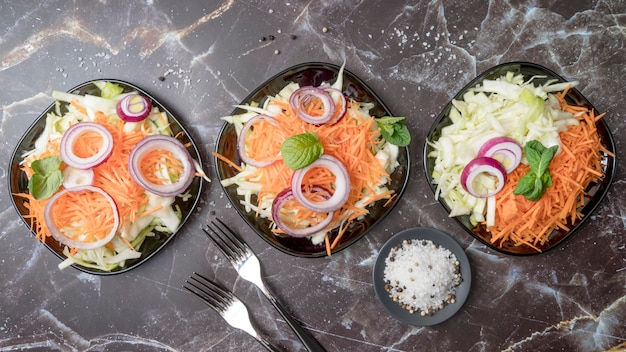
[203,218,250,263]
[183,272,233,312]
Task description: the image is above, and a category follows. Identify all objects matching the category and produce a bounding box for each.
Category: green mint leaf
[28,156,64,200]
[524,140,544,174]
[513,172,536,196]
[281,132,324,170]
[540,171,553,188]
[388,123,411,147]
[514,140,557,201]
[378,123,395,136]
[101,82,124,99]
[28,170,63,200]
[375,116,411,147]
[28,174,47,200]
[537,145,558,175]
[31,156,62,175]
[526,178,546,201]
[376,116,408,126]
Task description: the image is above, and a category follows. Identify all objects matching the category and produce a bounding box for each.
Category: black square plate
[215,62,410,257]
[9,80,204,274]
[424,62,616,255]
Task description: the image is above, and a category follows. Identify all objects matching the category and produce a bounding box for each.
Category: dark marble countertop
[1,1,624,351]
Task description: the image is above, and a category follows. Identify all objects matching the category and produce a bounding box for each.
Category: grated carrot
[70,99,87,115]
[213,151,242,172]
[48,189,117,243]
[139,149,184,185]
[485,89,613,250]
[72,130,104,158]
[325,234,331,257]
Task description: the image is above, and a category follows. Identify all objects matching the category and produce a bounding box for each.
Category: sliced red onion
[60,122,114,170]
[461,156,507,198]
[128,135,195,197]
[323,87,347,124]
[289,86,335,124]
[238,114,279,168]
[44,185,119,250]
[116,94,152,122]
[272,186,334,238]
[477,136,522,174]
[62,166,95,189]
[291,155,350,212]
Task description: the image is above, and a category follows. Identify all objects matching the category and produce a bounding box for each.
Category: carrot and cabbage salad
[428,71,611,252]
[218,66,408,255]
[15,81,206,271]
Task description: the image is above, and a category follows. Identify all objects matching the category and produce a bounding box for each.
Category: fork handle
[255,336,282,352]
[264,293,326,352]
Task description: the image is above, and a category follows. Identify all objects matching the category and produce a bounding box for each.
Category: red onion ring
[128,135,195,197]
[289,86,336,124]
[116,94,152,122]
[272,186,334,238]
[460,156,507,198]
[60,122,114,170]
[237,114,279,168]
[291,155,351,213]
[323,87,347,124]
[62,166,95,189]
[477,136,522,174]
[44,185,119,250]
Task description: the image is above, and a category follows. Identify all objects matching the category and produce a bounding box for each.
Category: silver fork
[183,272,281,352]
[203,218,326,352]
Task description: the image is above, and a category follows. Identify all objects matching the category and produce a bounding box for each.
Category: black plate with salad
[215,62,410,257]
[424,62,616,255]
[9,79,204,275]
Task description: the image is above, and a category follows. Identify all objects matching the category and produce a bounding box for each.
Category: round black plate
[373,227,471,326]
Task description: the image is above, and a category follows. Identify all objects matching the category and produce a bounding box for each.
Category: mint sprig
[375,116,411,147]
[513,140,558,201]
[281,132,324,170]
[28,156,64,200]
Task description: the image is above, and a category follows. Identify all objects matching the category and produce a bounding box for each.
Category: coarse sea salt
[383,239,462,316]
